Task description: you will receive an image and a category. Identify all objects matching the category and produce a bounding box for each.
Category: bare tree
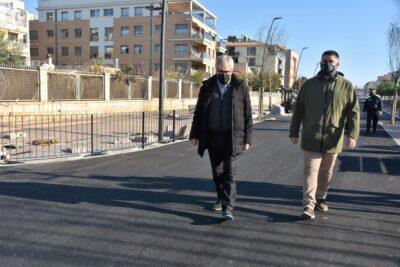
[255,22,288,119]
[387,19,400,125]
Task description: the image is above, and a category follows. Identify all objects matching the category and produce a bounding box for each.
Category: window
[155,44,161,53]
[90,9,100,17]
[175,63,188,73]
[155,24,161,33]
[105,27,113,41]
[75,46,82,56]
[134,44,142,54]
[30,47,39,57]
[47,30,54,37]
[247,47,256,56]
[29,31,38,40]
[154,63,160,73]
[74,11,82,20]
[121,26,129,37]
[248,58,256,66]
[134,7,144,16]
[61,47,69,56]
[61,11,68,21]
[175,44,188,53]
[75,28,82,38]
[103,8,113,17]
[121,8,129,17]
[46,12,54,21]
[61,29,68,38]
[47,47,54,55]
[120,45,129,54]
[105,46,113,59]
[134,25,142,36]
[90,46,99,59]
[90,28,99,41]
[175,24,188,35]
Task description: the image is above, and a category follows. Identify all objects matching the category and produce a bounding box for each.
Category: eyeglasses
[217,70,231,74]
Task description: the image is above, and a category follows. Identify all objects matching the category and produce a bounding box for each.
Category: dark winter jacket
[189,74,253,157]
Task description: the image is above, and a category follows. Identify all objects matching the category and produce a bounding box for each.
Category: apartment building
[284,49,299,89]
[226,35,290,87]
[29,0,226,76]
[0,0,32,65]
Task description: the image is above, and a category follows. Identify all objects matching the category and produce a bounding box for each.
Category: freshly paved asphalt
[0,116,399,266]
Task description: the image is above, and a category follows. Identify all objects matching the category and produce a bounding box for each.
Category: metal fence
[0,109,193,162]
[0,65,39,101]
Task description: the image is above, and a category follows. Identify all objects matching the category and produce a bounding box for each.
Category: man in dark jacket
[189,55,253,221]
[363,88,382,135]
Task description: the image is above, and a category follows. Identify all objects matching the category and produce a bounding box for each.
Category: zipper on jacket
[320,82,329,152]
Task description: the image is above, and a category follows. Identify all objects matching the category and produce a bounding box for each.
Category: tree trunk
[390,83,398,125]
[258,84,264,120]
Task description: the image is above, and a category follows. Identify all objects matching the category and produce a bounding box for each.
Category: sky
[24,0,400,87]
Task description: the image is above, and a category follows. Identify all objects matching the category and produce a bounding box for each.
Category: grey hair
[216,55,234,70]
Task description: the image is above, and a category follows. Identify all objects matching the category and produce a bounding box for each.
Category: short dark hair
[321,50,339,59]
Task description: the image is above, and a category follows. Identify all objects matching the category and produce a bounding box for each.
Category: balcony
[173,50,214,65]
[0,9,28,29]
[192,11,216,31]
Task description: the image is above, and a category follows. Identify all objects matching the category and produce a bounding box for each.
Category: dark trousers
[366,112,379,133]
[207,130,237,211]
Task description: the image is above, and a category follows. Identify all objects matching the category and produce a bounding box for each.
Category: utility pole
[158,0,167,142]
[145,4,162,76]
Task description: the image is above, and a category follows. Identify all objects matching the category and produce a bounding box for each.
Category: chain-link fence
[0,65,39,101]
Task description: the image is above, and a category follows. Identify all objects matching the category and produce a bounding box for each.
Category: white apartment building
[0,0,31,64]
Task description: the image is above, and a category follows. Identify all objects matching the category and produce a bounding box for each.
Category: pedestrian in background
[189,55,253,221]
[289,50,360,220]
[363,88,382,135]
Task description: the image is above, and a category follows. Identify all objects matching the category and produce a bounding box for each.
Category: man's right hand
[190,139,198,146]
[290,138,298,145]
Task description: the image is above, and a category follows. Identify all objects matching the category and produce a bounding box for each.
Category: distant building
[0,0,32,65]
[29,0,223,76]
[284,49,299,89]
[226,35,298,88]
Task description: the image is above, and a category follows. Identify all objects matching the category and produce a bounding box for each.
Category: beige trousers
[303,150,338,210]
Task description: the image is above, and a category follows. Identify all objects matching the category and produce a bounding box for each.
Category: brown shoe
[315,199,329,212]
[300,207,315,220]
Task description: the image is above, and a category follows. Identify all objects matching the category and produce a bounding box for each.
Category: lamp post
[258,16,282,120]
[145,4,162,76]
[296,46,308,88]
[158,0,167,142]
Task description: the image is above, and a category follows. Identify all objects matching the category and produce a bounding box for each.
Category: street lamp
[145,4,162,76]
[258,16,282,120]
[296,46,308,88]
[158,0,167,142]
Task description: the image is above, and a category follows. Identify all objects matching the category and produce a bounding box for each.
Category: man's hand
[347,136,356,150]
[290,138,298,145]
[243,144,250,151]
[190,139,198,146]
[378,111,382,115]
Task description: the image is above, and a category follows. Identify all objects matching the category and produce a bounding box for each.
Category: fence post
[141,112,145,149]
[76,73,81,101]
[190,82,193,98]
[104,72,111,101]
[172,110,176,142]
[147,76,152,100]
[39,66,48,102]
[178,79,182,99]
[90,114,94,155]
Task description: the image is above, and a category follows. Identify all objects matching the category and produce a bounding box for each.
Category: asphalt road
[0,116,399,266]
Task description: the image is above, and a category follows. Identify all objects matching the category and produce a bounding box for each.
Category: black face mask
[217,73,231,84]
[320,62,336,75]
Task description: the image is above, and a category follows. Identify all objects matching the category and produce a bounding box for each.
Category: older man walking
[189,55,253,221]
[290,50,360,220]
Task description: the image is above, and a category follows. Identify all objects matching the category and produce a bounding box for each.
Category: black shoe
[211,200,222,211]
[366,130,370,135]
[373,129,377,134]
[222,209,234,221]
[315,199,329,212]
